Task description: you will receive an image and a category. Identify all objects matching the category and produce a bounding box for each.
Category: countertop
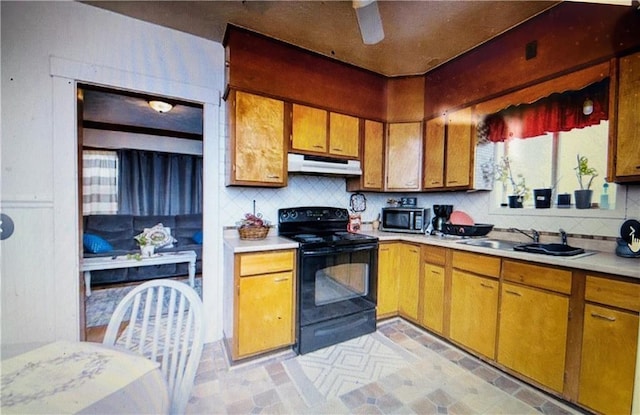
[223,229,639,279]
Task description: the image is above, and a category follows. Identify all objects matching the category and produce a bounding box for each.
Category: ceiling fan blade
[353,0,384,45]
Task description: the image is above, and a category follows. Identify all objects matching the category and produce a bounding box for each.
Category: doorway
[77,84,205,341]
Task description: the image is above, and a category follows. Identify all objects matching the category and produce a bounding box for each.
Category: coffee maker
[431,204,453,234]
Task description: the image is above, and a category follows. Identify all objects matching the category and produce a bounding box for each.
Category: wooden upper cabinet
[614,52,640,182]
[291,104,327,154]
[386,122,422,191]
[423,116,446,189]
[445,107,473,188]
[348,119,384,191]
[228,90,286,187]
[329,112,359,158]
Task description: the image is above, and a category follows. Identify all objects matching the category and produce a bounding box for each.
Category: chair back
[103,279,204,414]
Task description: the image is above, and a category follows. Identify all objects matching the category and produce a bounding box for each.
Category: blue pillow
[83,233,113,253]
[192,230,203,245]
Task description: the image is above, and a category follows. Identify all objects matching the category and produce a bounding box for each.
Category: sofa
[83,214,202,286]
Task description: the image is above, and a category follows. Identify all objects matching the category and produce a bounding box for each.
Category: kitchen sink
[513,243,585,256]
[457,239,519,250]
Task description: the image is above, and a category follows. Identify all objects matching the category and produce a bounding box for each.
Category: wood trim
[564,269,587,403]
[473,61,611,116]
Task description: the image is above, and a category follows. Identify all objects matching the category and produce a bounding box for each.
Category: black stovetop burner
[278,207,377,248]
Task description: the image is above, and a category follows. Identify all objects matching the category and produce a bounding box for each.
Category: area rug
[283,332,418,408]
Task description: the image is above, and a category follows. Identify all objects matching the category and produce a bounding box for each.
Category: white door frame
[50,56,222,342]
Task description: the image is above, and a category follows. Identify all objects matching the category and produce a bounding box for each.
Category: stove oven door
[297,242,378,353]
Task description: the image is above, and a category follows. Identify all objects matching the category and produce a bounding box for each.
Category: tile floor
[187,319,586,414]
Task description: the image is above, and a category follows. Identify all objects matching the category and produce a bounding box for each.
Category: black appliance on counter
[431,204,453,233]
[278,206,379,354]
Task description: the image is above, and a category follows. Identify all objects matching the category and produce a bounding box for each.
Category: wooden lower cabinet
[497,282,569,392]
[450,269,499,359]
[420,246,447,334]
[233,250,295,360]
[578,275,640,415]
[377,243,399,318]
[397,244,421,322]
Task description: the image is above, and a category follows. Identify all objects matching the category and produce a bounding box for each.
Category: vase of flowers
[495,156,530,208]
[134,235,155,257]
[574,154,598,209]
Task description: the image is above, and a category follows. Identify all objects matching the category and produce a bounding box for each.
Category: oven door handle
[302,243,377,256]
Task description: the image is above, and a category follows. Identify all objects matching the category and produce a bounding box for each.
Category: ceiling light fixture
[149,100,173,113]
[352,0,384,45]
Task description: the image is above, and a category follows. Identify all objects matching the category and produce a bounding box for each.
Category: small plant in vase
[574,154,598,209]
[495,156,530,208]
[134,234,154,258]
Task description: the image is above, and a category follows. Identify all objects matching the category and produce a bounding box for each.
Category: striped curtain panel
[82,150,118,215]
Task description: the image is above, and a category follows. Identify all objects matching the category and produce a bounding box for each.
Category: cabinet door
[397,244,420,322]
[362,120,384,190]
[329,112,359,158]
[232,91,286,185]
[291,104,327,153]
[450,270,498,359]
[237,271,294,357]
[615,52,640,179]
[424,116,445,189]
[421,263,445,333]
[377,243,399,318]
[579,304,639,415]
[386,122,422,190]
[445,108,473,188]
[498,282,569,392]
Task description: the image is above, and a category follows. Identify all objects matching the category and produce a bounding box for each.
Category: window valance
[484,78,609,142]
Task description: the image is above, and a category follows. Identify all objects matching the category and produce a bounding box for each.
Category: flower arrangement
[237,211,271,240]
[574,154,598,190]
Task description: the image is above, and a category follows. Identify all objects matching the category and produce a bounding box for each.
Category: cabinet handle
[590,312,616,322]
[333,148,343,152]
[313,145,324,149]
[448,180,459,184]
[505,289,522,296]
[273,277,289,283]
[480,283,494,289]
[406,181,417,186]
[266,174,280,179]
[431,181,441,185]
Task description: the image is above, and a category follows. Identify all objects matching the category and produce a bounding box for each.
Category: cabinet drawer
[239,250,295,276]
[452,251,500,278]
[502,260,571,294]
[422,245,446,266]
[585,275,640,312]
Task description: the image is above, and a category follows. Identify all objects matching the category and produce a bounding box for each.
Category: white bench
[81,250,196,296]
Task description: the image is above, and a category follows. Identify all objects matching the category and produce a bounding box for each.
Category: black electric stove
[278,206,379,354]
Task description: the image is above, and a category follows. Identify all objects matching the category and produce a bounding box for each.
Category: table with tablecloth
[1,340,169,414]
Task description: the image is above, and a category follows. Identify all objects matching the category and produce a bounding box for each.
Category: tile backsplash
[219,173,640,239]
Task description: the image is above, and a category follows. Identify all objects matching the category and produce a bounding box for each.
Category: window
[82,150,118,214]
[493,121,615,209]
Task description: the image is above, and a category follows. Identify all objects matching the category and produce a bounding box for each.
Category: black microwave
[380,207,430,234]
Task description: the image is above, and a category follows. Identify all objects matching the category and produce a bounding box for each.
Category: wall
[1,1,223,345]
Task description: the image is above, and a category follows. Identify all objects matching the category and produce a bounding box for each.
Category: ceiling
[83,0,561,77]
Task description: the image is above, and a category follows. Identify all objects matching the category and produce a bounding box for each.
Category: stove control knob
[279,211,289,221]
[290,211,298,219]
[335,209,346,219]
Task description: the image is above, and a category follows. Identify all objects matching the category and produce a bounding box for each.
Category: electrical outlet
[526,40,537,60]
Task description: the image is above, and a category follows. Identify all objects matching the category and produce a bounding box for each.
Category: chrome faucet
[510,228,540,243]
[559,228,568,245]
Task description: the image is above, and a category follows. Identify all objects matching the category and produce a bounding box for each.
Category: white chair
[103,279,204,414]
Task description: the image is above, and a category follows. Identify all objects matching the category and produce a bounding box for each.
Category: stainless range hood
[288,153,362,176]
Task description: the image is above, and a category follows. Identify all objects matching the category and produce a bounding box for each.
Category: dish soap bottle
[600,182,609,209]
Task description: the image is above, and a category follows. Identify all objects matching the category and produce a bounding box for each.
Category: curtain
[118,150,203,215]
[485,79,609,142]
[82,150,118,215]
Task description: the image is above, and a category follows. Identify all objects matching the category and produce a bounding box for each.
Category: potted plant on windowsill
[574,154,598,209]
[495,156,530,208]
